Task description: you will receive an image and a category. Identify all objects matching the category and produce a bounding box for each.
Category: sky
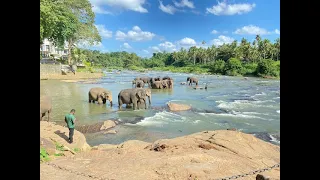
[84,0,280,57]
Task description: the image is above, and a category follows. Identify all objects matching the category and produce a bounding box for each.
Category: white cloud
[234,25,270,35]
[173,0,195,9]
[143,49,149,53]
[211,35,235,46]
[151,46,161,52]
[275,29,280,35]
[159,1,177,15]
[132,26,141,32]
[92,5,113,15]
[178,37,197,46]
[159,41,177,52]
[206,2,256,16]
[95,24,112,39]
[123,42,132,49]
[115,26,155,41]
[90,0,148,14]
[211,30,219,34]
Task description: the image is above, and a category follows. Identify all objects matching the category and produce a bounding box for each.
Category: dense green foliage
[71,35,280,78]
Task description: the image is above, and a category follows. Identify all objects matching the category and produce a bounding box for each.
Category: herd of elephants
[40,76,202,122]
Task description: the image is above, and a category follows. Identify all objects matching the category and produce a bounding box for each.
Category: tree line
[74,35,280,78]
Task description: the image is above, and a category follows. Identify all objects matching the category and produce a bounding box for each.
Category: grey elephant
[187,77,198,86]
[132,79,145,88]
[88,87,113,106]
[151,80,167,89]
[162,79,173,89]
[40,96,52,122]
[134,76,152,87]
[162,76,173,80]
[118,88,151,110]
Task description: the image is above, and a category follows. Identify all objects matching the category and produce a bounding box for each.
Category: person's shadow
[54,130,69,142]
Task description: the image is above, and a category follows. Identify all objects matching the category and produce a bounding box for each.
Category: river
[40,70,280,146]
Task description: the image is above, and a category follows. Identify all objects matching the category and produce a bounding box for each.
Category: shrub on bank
[209,60,225,74]
[224,58,243,76]
[242,62,258,75]
[256,59,279,77]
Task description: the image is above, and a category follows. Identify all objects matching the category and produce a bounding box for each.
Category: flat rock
[167,102,191,111]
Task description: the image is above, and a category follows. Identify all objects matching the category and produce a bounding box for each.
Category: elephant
[162,79,173,89]
[118,88,150,110]
[151,80,167,89]
[153,76,163,81]
[134,76,152,87]
[88,87,113,106]
[132,80,145,88]
[40,96,52,122]
[187,77,198,86]
[162,76,173,80]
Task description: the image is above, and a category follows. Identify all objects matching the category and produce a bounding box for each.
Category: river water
[40,71,280,146]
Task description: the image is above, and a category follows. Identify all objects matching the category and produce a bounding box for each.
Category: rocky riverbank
[40,122,280,180]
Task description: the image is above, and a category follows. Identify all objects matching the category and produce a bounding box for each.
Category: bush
[242,62,258,75]
[256,59,279,77]
[210,60,225,74]
[224,58,243,76]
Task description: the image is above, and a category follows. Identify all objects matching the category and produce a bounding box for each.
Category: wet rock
[271,133,280,141]
[100,120,116,131]
[103,130,117,134]
[253,132,272,142]
[167,102,191,111]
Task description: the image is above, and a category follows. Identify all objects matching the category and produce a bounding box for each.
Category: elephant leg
[47,111,50,122]
[133,101,137,110]
[118,99,123,110]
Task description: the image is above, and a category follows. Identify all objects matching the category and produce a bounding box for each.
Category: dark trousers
[68,128,74,143]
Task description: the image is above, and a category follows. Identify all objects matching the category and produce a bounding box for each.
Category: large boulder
[100,120,116,131]
[167,102,191,111]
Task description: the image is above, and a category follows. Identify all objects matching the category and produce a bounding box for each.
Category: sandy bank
[40,72,104,80]
[40,123,280,180]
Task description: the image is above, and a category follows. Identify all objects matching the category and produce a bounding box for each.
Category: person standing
[65,109,76,143]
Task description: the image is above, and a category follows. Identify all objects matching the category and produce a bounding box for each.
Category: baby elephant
[187,77,198,86]
[40,96,52,122]
[88,87,113,106]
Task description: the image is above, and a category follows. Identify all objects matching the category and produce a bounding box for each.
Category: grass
[40,148,50,162]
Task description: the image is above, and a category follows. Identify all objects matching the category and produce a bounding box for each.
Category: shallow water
[40,70,280,146]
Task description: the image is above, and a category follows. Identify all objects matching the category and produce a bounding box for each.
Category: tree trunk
[68,39,73,65]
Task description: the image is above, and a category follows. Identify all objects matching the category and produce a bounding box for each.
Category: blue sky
[85,0,280,57]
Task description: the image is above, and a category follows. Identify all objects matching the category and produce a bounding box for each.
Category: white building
[40,39,69,58]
